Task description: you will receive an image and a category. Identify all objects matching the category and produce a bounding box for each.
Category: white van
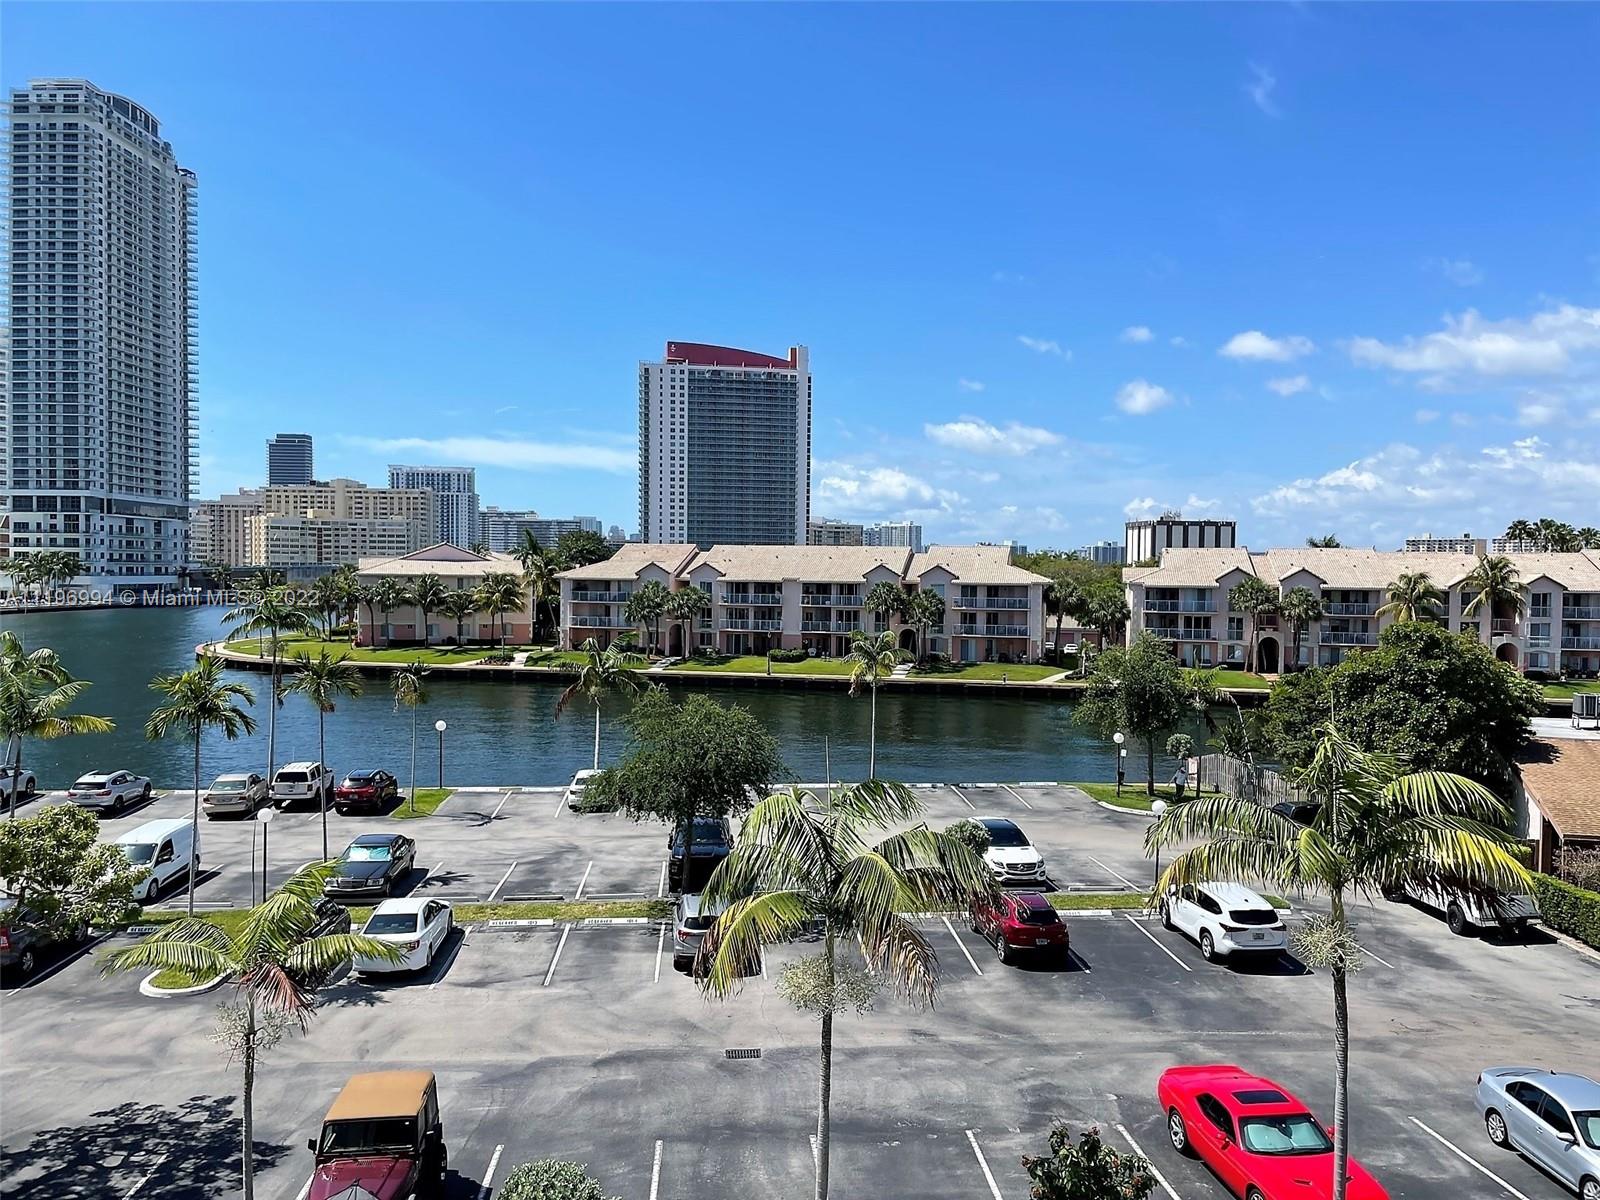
[115,818,200,904]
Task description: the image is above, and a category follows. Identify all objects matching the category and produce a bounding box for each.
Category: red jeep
[308,1070,447,1200]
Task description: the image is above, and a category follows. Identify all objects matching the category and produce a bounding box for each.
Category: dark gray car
[0,896,86,979]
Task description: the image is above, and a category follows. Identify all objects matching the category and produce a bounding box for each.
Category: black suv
[667,817,734,893]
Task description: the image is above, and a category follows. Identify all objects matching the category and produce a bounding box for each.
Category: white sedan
[354,898,454,975]
[1159,881,1286,961]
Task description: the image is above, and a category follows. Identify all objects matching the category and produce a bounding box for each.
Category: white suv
[969,818,1047,885]
[270,762,334,808]
[1159,881,1286,962]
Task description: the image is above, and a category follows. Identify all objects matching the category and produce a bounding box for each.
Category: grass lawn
[1542,682,1600,701]
[1069,781,1229,811]
[392,788,454,819]
[222,637,491,666]
[522,650,592,668]
[668,655,858,676]
[1190,669,1272,691]
[908,662,1060,681]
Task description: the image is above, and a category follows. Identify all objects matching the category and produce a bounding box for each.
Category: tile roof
[1519,737,1600,840]
[909,545,1049,585]
[1125,547,1600,592]
[688,545,913,582]
[557,543,699,581]
[357,547,521,578]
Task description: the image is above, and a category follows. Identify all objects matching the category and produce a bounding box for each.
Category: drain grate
[723,1047,763,1061]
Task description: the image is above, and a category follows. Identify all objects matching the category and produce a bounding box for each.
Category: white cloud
[814,462,964,516]
[1114,379,1174,415]
[1120,325,1154,344]
[1414,408,1442,424]
[924,418,1063,456]
[1017,335,1070,358]
[1265,375,1311,396]
[1245,63,1281,117]
[1124,496,1162,519]
[957,378,986,392]
[1219,331,1316,362]
[1429,257,1484,287]
[1123,493,1216,520]
[1346,304,1600,379]
[345,435,634,473]
[1517,398,1562,426]
[492,404,519,415]
[1169,336,1191,349]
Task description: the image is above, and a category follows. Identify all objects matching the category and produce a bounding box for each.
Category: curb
[1094,800,1156,818]
[139,968,229,998]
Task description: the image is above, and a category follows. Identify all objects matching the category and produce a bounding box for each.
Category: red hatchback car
[1158,1065,1389,1200]
[969,890,1069,965]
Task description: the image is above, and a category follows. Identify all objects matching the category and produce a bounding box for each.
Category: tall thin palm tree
[370,578,413,647]
[1576,526,1600,550]
[1375,571,1445,624]
[907,589,946,662]
[1460,554,1524,623]
[391,664,430,813]
[474,571,527,648]
[1279,586,1325,672]
[1227,577,1278,673]
[555,636,645,770]
[411,574,451,647]
[223,589,316,798]
[1503,518,1537,543]
[146,659,257,914]
[1146,725,1530,1200]
[665,586,710,658]
[518,543,561,644]
[625,580,672,654]
[102,865,400,1200]
[308,571,349,640]
[846,629,899,778]
[1045,575,1082,667]
[439,589,476,645]
[353,583,379,646]
[698,781,992,1200]
[863,580,908,635]
[286,651,364,859]
[0,632,115,817]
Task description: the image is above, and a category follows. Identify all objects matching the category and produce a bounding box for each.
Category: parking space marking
[657,860,667,898]
[940,916,985,976]
[947,784,977,811]
[428,926,471,989]
[1000,784,1033,810]
[574,861,593,899]
[1086,854,1140,891]
[648,1139,663,1200]
[489,791,511,821]
[965,1130,1005,1200]
[1114,1125,1180,1200]
[552,789,569,819]
[22,932,112,988]
[1408,1118,1533,1200]
[487,861,517,903]
[655,924,666,983]
[1359,943,1396,970]
[476,1144,504,1200]
[121,1151,167,1199]
[419,861,444,888]
[542,925,572,986]
[1123,915,1192,972]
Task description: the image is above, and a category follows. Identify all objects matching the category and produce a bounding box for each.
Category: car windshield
[1239,1114,1334,1156]
[319,1117,417,1155]
[675,822,727,849]
[364,913,418,934]
[120,843,157,866]
[344,845,392,862]
[211,779,246,793]
[983,823,1028,847]
[1576,1110,1600,1151]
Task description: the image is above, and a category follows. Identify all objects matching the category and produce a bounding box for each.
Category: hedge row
[1532,872,1600,951]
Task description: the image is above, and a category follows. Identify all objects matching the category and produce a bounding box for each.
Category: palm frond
[698,890,812,998]
[860,912,940,1008]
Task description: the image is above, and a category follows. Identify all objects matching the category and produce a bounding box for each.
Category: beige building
[355,544,533,646]
[247,514,430,569]
[806,518,865,546]
[558,542,1048,662]
[1124,546,1600,677]
[193,480,438,567]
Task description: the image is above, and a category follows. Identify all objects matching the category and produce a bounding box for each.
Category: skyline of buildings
[477,506,601,553]
[266,433,314,486]
[387,464,479,550]
[1124,514,1238,565]
[192,478,436,568]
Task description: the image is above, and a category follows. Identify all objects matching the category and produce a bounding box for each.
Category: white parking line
[965,1130,1005,1200]
[940,915,985,976]
[948,784,976,810]
[121,1151,168,1198]
[1000,784,1033,809]
[476,1144,504,1200]
[418,861,444,888]
[1114,1125,1180,1200]
[1123,915,1192,972]
[542,925,572,987]
[23,932,111,987]
[553,789,569,819]
[1360,943,1396,969]
[1408,1118,1533,1199]
[487,861,518,903]
[657,860,667,898]
[289,1175,313,1200]
[648,1139,663,1200]
[654,924,666,983]
[489,791,512,821]
[574,861,593,899]
[1086,854,1140,891]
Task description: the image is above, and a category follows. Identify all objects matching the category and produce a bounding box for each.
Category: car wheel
[995,938,1013,965]
[16,947,37,977]
[1247,1189,1266,1200]
[1579,1176,1599,1200]
[1485,1108,1511,1148]
[144,876,161,903]
[1447,903,1473,937]
[1159,900,1173,930]
[141,783,151,800]
[1199,930,1216,961]
[1167,1108,1194,1157]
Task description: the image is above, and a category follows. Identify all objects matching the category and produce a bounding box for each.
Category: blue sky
[10,3,1599,549]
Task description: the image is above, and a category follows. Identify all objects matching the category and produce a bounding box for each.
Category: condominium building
[1404,533,1485,555]
[266,433,314,486]
[1125,515,1236,565]
[191,490,264,565]
[354,544,533,646]
[192,480,437,566]
[247,514,429,569]
[5,80,197,586]
[1124,546,1600,677]
[638,341,811,546]
[388,465,479,548]
[558,542,1048,662]
[477,507,602,553]
[807,518,864,546]
[863,521,924,553]
[1492,537,1545,555]
[1079,540,1126,565]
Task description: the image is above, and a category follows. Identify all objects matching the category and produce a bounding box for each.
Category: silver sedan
[1477,1066,1600,1200]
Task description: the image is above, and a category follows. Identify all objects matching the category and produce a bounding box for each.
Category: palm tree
[1305,534,1342,548]
[308,571,351,640]
[222,589,316,801]
[1578,526,1600,551]
[1460,554,1524,622]
[1503,518,1538,543]
[906,589,946,662]
[555,636,645,770]
[473,571,527,648]
[102,865,400,1200]
[846,630,899,778]
[286,651,364,860]
[1227,577,1278,673]
[353,583,379,646]
[1279,587,1325,672]
[392,664,429,813]
[0,633,115,817]
[516,540,561,644]
[1534,517,1579,552]
[411,574,451,647]
[665,586,710,658]
[863,580,908,634]
[440,589,476,646]
[1146,724,1530,1200]
[1082,590,1131,652]
[1045,575,1083,666]
[146,659,257,914]
[625,579,671,654]
[1375,571,1444,624]
[698,781,992,1200]
[370,578,413,647]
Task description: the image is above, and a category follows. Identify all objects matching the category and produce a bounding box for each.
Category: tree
[906,589,946,661]
[1503,517,1537,542]
[1227,577,1279,673]
[0,806,145,949]
[1578,526,1600,550]
[556,529,611,568]
[498,1160,619,1200]
[1146,724,1530,1200]
[1045,574,1084,666]
[468,541,492,556]
[102,865,400,1200]
[474,571,527,648]
[624,580,671,654]
[1074,632,1187,795]
[1461,554,1524,621]
[1081,589,1130,648]
[440,589,476,645]
[146,659,257,914]
[1023,1125,1157,1200]
[516,537,562,644]
[664,586,710,658]
[864,580,908,630]
[411,574,451,645]
[1305,534,1342,548]
[308,570,353,640]
[353,583,379,645]
[0,632,115,818]
[391,664,430,813]
[1260,620,1543,796]
[581,689,783,892]
[1376,571,1444,624]
[286,651,364,860]
[698,781,992,1200]
[846,630,900,778]
[223,588,316,796]
[555,637,645,770]
[1534,517,1580,552]
[1279,586,1325,673]
[370,578,413,645]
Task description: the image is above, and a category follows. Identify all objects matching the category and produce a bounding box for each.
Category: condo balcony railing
[1143,599,1217,613]
[570,615,627,628]
[1324,602,1375,616]
[723,591,783,606]
[801,594,860,607]
[952,595,1030,610]
[720,618,784,631]
[571,589,631,603]
[1562,606,1600,620]
[955,623,1030,638]
[1562,636,1600,650]
[1491,619,1517,635]
[1527,637,1551,649]
[1322,631,1377,646]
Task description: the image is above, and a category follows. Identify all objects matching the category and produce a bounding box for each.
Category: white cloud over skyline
[1219,330,1316,362]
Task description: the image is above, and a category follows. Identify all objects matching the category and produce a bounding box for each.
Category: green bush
[944,819,990,857]
[498,1159,617,1200]
[1531,872,1600,951]
[768,647,810,663]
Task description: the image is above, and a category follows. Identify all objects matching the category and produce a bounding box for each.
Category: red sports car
[1157,1064,1390,1200]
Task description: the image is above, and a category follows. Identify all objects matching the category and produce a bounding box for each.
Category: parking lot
[3,783,1598,1200]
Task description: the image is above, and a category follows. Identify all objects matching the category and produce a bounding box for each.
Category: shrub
[498,1159,618,1200]
[478,652,514,665]
[1557,847,1600,893]
[1531,873,1600,951]
[944,819,990,857]
[768,647,810,663]
[1023,1124,1156,1200]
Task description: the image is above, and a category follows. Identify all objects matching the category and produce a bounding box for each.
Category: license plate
[1035,938,1051,946]
[1251,931,1265,941]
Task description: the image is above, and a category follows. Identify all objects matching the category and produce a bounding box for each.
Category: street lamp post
[257,806,277,904]
[1150,798,1168,890]
[1113,731,1126,797]
[434,720,447,790]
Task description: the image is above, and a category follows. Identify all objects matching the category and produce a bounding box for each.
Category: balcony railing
[1491,619,1517,635]
[1562,606,1600,620]
[955,624,1030,638]
[801,594,860,607]
[1562,637,1600,650]
[720,618,784,631]
[1322,631,1377,646]
[571,615,627,628]
[570,589,631,603]
[723,591,783,606]
[1527,637,1551,649]
[1324,603,1374,616]
[1143,599,1217,613]
[953,595,1030,610]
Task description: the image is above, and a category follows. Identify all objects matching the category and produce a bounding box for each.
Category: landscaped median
[392,788,455,819]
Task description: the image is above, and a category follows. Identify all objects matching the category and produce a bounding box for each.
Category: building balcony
[1491,619,1517,636]
[1562,607,1600,620]
[723,591,783,606]
[1143,599,1216,613]
[1562,637,1600,650]
[571,589,631,603]
[801,594,860,607]
[1527,637,1551,649]
[1324,602,1375,616]
[571,615,628,628]
[720,618,784,632]
[1322,631,1377,646]
[955,623,1031,638]
[953,595,1030,610]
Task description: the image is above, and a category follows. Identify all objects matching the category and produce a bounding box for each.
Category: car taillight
[0,929,10,950]
[1219,922,1246,932]
[95,789,111,797]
